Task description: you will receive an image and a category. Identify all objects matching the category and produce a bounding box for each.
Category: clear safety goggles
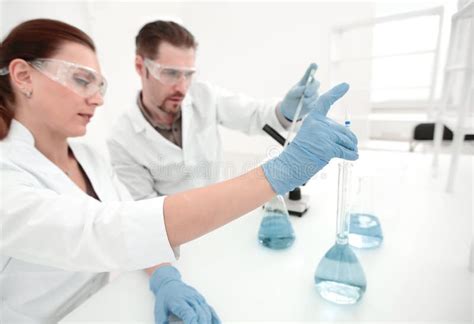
[144,58,196,86]
[29,58,108,98]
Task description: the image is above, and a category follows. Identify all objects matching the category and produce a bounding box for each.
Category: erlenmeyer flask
[314,161,367,304]
[349,176,383,248]
[258,195,295,250]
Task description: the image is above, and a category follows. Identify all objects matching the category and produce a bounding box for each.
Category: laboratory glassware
[348,176,384,248]
[257,66,315,249]
[283,67,317,148]
[258,195,295,250]
[314,160,367,304]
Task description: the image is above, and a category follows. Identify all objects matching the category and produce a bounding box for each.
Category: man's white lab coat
[107,81,285,198]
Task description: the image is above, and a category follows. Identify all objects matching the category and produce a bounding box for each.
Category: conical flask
[349,176,383,249]
[258,195,295,250]
[314,161,367,304]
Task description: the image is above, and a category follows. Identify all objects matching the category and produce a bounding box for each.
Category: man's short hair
[135,20,197,59]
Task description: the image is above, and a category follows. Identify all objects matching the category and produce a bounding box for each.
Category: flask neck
[264,195,290,217]
[335,161,352,244]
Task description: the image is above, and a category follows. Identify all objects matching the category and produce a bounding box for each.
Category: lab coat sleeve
[107,138,158,200]
[0,160,176,272]
[207,83,286,135]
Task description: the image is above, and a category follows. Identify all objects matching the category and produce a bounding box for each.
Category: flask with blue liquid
[314,114,367,304]
[314,161,367,304]
[258,195,295,250]
[349,176,383,249]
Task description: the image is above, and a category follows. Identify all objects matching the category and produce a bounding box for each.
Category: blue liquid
[314,243,367,304]
[349,213,383,248]
[258,213,295,250]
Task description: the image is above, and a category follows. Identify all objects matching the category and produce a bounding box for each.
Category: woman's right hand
[262,83,358,195]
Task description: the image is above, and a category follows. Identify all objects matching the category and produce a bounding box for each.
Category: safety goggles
[144,58,196,86]
[29,58,107,98]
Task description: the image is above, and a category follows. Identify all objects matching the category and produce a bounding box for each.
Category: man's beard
[159,91,185,115]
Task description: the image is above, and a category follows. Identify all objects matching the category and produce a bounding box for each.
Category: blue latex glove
[279,63,320,121]
[263,83,358,195]
[150,265,221,324]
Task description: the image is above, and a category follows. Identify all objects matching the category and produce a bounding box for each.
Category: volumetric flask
[258,195,295,250]
[348,176,383,248]
[314,161,367,304]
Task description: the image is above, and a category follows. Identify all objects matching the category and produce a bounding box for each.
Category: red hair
[0,18,95,139]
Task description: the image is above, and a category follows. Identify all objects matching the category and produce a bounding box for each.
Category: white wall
[1,1,375,155]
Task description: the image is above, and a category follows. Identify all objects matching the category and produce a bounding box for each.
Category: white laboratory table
[60,150,473,323]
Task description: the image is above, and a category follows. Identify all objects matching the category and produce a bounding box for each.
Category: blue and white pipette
[283,68,317,148]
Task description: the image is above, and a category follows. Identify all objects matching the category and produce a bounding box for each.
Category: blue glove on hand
[279,63,320,121]
[263,83,358,195]
[150,265,221,324]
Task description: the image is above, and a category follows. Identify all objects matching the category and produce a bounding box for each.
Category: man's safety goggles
[23,58,107,98]
[144,58,196,86]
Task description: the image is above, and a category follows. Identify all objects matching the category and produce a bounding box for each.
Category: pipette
[283,68,317,148]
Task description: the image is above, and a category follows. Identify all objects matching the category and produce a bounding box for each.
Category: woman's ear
[9,59,34,97]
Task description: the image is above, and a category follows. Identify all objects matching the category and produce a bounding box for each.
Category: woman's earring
[23,89,32,98]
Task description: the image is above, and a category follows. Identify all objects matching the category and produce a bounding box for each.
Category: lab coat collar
[180,94,192,163]
[7,119,36,145]
[5,120,103,198]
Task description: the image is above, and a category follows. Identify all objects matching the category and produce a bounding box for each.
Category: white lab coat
[0,120,176,323]
[107,81,285,199]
